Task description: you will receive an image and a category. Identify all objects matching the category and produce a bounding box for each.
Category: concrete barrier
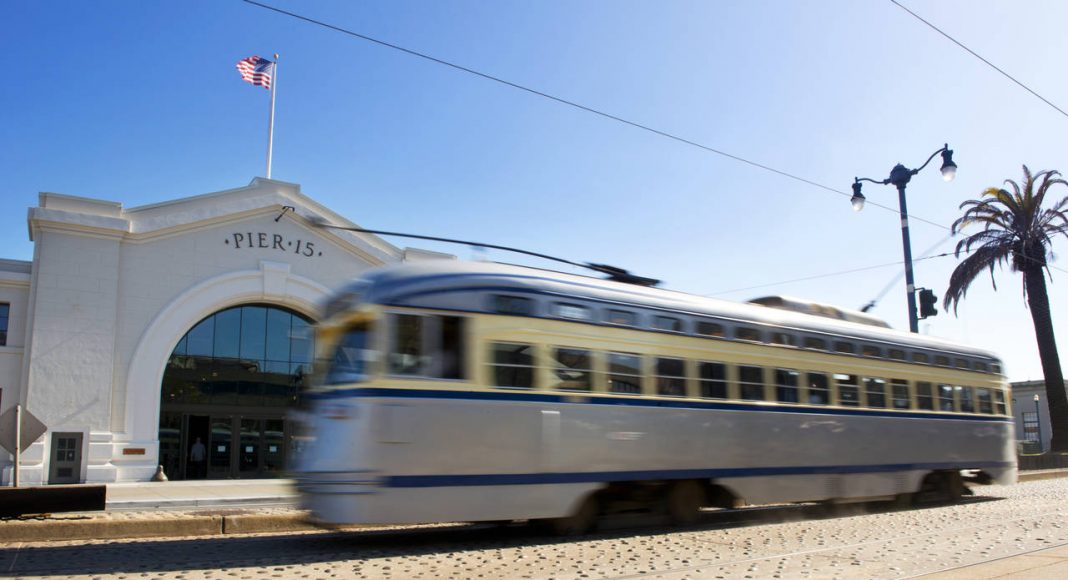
[0,485,106,517]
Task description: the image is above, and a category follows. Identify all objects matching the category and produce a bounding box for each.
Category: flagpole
[266,53,278,179]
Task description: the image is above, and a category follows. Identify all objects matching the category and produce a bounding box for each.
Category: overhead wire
[889,0,1068,121]
[245,1,1068,295]
[240,0,946,229]
[709,246,968,297]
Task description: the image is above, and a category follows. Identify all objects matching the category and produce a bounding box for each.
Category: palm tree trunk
[1023,267,1068,452]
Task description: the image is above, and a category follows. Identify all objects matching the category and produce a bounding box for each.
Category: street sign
[0,406,47,454]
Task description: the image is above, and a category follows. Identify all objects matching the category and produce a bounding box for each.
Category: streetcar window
[995,390,1007,415]
[975,361,989,372]
[770,332,797,347]
[888,349,906,361]
[608,352,643,395]
[439,316,466,379]
[492,295,534,316]
[698,362,728,399]
[934,355,951,367]
[835,374,860,407]
[864,377,887,408]
[389,314,426,375]
[977,388,994,414]
[324,323,372,385]
[736,327,762,343]
[937,384,956,411]
[606,309,637,326]
[738,365,765,400]
[552,347,592,391]
[696,321,725,337]
[956,358,970,370]
[890,379,910,410]
[803,337,828,351]
[834,341,855,354]
[916,381,934,410]
[387,314,466,379]
[957,386,975,413]
[653,316,684,333]
[554,303,592,321]
[992,362,1002,374]
[489,342,536,389]
[806,372,829,405]
[862,345,882,358]
[775,369,800,403]
[912,352,930,364]
[655,357,686,397]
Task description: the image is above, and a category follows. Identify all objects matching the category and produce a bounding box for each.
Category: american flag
[236,56,274,89]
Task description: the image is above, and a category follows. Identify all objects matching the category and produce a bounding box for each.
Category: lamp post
[1034,393,1043,453]
[852,144,957,333]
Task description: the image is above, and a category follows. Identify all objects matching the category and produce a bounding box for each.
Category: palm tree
[944,165,1068,452]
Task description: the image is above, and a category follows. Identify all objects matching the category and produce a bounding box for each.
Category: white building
[0,178,448,484]
[1010,380,1061,453]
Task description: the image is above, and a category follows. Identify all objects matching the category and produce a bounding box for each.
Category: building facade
[1010,380,1063,453]
[0,178,448,484]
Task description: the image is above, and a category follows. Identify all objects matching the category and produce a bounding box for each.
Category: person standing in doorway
[189,437,207,479]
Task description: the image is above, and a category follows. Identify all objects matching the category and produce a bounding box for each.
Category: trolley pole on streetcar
[850,144,957,333]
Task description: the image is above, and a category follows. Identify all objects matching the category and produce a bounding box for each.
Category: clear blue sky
[3,1,1066,382]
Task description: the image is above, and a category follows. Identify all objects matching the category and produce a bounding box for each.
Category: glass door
[261,418,285,476]
[239,418,262,476]
[208,417,233,477]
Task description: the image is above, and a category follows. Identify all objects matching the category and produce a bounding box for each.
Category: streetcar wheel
[944,471,964,502]
[666,480,706,526]
[549,495,599,536]
[891,492,915,509]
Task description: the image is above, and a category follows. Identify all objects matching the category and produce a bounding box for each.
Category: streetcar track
[608,506,1068,579]
[901,538,1068,579]
[5,490,1066,577]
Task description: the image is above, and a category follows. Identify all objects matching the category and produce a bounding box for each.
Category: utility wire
[711,247,968,297]
[247,1,1068,292]
[890,0,1068,120]
[240,0,946,229]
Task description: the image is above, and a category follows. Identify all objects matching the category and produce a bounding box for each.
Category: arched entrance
[157,304,315,480]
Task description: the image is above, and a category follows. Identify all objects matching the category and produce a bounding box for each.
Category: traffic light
[918,288,938,319]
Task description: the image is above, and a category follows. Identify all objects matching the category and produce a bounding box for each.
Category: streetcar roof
[335,260,999,361]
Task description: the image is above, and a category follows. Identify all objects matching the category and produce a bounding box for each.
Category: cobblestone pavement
[2,478,1067,579]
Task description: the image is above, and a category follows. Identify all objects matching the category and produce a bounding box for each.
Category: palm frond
[943,244,1013,314]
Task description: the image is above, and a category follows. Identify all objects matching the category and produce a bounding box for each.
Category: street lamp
[1034,393,1043,453]
[851,144,957,333]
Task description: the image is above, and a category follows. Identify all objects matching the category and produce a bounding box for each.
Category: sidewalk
[0,478,311,543]
[1,470,1066,545]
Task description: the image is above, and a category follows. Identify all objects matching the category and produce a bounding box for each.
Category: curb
[1017,469,1068,483]
[0,513,321,543]
[2,470,1065,544]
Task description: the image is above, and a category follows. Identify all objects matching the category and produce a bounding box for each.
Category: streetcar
[294,260,1015,533]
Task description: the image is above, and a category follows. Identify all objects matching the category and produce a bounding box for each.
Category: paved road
[3,478,1068,579]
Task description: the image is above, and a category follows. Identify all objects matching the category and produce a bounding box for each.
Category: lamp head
[940,146,957,182]
[1035,393,1041,402]
[850,180,866,212]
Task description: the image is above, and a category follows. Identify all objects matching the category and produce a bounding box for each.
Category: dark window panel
[239,306,268,361]
[213,308,241,359]
[186,317,215,357]
[265,308,292,362]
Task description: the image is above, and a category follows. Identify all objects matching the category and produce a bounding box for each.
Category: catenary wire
[890,0,1068,120]
[708,249,968,297]
[240,0,948,229]
[248,2,1068,288]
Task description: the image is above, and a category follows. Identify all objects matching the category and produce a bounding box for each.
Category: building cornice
[26,178,406,264]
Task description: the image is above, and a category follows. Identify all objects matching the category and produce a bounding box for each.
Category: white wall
[5,179,413,483]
